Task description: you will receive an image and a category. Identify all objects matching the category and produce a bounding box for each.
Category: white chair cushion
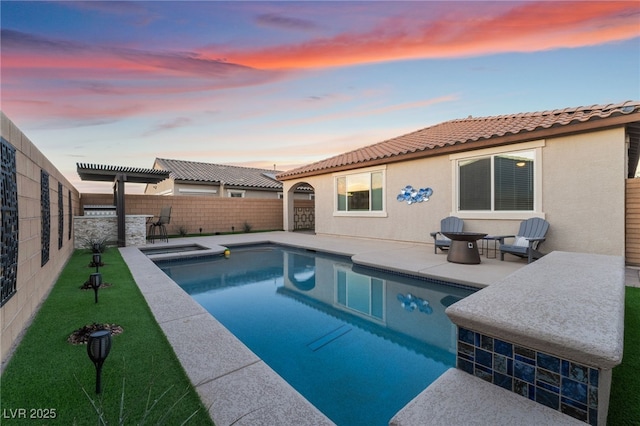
[513,236,530,247]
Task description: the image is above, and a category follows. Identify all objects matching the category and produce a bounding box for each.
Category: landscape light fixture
[92,253,101,272]
[87,330,112,394]
[90,272,102,303]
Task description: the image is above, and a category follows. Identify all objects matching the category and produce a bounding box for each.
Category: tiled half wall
[457,327,599,425]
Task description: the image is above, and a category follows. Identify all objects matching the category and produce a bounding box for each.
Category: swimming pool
[157,244,474,425]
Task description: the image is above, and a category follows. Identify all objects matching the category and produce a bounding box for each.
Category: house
[277,101,640,259]
[145,158,313,199]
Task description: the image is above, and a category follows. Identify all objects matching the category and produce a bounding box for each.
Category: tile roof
[154,158,283,189]
[277,101,640,180]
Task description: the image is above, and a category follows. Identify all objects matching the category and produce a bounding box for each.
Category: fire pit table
[442,232,487,264]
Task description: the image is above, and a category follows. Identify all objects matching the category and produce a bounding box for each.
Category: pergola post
[114,173,126,247]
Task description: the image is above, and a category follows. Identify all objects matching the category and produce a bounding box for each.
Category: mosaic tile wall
[457,326,598,425]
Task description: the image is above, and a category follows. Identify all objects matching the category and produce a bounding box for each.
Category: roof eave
[174,178,222,185]
[223,184,282,191]
[278,113,639,181]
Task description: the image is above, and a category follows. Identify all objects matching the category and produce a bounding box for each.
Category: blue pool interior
[157,244,475,425]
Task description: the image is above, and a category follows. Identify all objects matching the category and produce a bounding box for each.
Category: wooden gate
[626,179,640,265]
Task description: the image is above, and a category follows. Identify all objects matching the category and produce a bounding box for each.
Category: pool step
[308,324,352,351]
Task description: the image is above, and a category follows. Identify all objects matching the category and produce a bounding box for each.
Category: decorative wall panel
[1,137,19,307]
[41,170,50,266]
[68,189,72,240]
[58,182,63,249]
[293,206,314,230]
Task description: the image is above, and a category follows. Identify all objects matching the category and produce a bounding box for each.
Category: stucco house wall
[147,176,175,195]
[541,128,626,256]
[284,127,627,257]
[154,180,314,200]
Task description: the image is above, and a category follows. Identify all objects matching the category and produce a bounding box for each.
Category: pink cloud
[1,29,285,124]
[2,1,637,129]
[215,2,640,69]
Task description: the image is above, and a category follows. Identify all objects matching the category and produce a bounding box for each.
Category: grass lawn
[608,286,640,425]
[0,249,213,425]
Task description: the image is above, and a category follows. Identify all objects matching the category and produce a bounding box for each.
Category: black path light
[87,330,112,394]
[92,253,101,272]
[90,273,102,303]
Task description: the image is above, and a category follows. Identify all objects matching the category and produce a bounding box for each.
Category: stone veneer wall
[1,112,80,366]
[79,193,284,236]
[74,215,149,249]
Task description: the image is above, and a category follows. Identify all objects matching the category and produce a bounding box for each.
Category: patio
[119,231,625,425]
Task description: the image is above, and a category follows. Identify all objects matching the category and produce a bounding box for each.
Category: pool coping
[393,251,625,425]
[390,368,586,425]
[119,232,527,425]
[120,245,333,425]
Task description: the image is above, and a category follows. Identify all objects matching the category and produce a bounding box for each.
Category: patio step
[390,369,584,426]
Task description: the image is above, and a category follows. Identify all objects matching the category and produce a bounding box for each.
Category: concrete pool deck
[119,232,627,425]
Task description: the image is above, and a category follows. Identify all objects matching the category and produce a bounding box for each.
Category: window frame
[333,166,387,217]
[334,265,386,323]
[450,140,545,220]
[227,189,246,198]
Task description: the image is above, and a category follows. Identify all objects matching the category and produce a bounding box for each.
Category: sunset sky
[2,1,639,193]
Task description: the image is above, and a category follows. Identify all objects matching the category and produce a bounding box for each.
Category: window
[335,169,385,214]
[452,142,543,218]
[336,268,384,321]
[227,190,245,198]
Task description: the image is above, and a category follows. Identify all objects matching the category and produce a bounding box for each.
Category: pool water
[158,245,474,425]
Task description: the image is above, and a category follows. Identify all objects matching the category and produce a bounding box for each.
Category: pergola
[77,163,170,247]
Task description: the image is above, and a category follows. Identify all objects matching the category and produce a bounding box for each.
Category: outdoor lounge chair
[498,217,549,263]
[430,216,464,254]
[148,206,171,243]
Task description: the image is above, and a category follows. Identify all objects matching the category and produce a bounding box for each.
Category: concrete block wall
[80,193,284,236]
[1,112,80,366]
